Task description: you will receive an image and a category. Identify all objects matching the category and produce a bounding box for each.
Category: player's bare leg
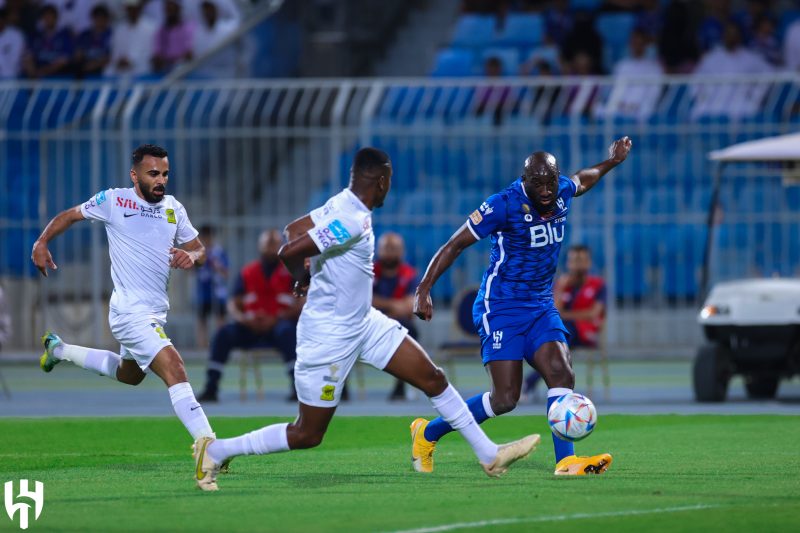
[387,336,539,477]
[115,359,146,385]
[485,360,524,415]
[532,340,612,475]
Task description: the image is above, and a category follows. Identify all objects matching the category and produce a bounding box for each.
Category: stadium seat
[570,0,602,9]
[430,48,476,77]
[496,14,544,48]
[451,15,496,48]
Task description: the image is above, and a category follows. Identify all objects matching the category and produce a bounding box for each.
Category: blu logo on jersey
[530,221,565,248]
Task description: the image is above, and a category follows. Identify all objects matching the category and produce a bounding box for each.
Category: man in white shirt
[691,20,773,120]
[0,7,24,78]
[600,28,663,121]
[106,0,157,77]
[191,0,237,78]
[31,144,218,461]
[192,148,540,491]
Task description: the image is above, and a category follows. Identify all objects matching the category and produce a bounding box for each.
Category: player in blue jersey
[411,136,632,476]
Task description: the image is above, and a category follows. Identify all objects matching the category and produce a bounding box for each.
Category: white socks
[168,382,214,440]
[207,423,290,464]
[548,387,573,399]
[55,343,120,380]
[430,385,499,464]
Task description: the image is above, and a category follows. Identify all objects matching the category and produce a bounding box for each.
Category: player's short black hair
[131,144,168,167]
[352,147,391,179]
[569,244,591,256]
[91,4,111,18]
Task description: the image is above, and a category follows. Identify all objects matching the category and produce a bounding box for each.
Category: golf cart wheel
[693,344,730,402]
[744,376,779,399]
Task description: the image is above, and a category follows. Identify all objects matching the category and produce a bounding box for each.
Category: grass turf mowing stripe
[386,504,722,533]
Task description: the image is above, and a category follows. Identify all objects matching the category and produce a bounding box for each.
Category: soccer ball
[547,392,597,442]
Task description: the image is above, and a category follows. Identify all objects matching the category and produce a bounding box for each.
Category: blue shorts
[473,302,570,366]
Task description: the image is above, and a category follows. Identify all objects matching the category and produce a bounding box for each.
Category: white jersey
[300,188,374,342]
[80,187,198,314]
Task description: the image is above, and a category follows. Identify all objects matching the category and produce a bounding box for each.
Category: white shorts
[294,308,407,407]
[108,310,173,371]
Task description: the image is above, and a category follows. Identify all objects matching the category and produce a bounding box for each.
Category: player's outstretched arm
[279,215,320,298]
[571,136,632,197]
[31,205,85,277]
[414,224,478,321]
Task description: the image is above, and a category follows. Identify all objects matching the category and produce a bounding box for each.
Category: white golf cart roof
[708,132,800,162]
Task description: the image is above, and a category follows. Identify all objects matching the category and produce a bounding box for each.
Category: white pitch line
[386,504,721,533]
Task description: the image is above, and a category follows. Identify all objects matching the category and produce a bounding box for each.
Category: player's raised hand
[31,241,57,277]
[413,289,434,321]
[608,136,632,163]
[169,247,195,269]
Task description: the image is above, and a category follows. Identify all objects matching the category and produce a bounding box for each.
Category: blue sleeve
[562,174,578,200]
[231,273,246,297]
[466,193,508,240]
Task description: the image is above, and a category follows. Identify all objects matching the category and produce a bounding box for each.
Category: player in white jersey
[31,144,217,453]
[191,148,540,491]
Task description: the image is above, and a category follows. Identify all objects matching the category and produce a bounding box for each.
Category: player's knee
[547,364,575,389]
[490,394,519,415]
[118,372,145,386]
[421,365,448,396]
[290,428,325,450]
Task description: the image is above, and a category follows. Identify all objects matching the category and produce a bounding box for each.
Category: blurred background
[1,0,799,412]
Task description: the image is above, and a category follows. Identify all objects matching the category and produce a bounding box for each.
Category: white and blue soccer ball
[547,392,597,442]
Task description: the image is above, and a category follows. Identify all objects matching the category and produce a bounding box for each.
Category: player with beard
[32,144,218,457]
[411,137,632,476]
[192,147,540,491]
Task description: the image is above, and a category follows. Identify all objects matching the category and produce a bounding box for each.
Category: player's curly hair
[131,144,168,167]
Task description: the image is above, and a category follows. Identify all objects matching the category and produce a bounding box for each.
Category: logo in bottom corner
[320,385,336,401]
[4,480,44,530]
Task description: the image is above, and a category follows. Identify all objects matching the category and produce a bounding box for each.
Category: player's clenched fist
[609,136,632,163]
[31,241,58,277]
[169,247,195,269]
[413,289,433,321]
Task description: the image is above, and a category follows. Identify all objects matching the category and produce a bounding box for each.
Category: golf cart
[695,133,800,402]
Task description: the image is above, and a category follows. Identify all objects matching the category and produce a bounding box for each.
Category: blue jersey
[468,176,577,317]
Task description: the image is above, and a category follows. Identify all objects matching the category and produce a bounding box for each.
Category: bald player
[412,137,632,476]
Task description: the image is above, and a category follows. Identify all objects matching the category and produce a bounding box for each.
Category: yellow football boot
[554,453,613,476]
[39,331,63,373]
[410,418,436,473]
[192,436,221,491]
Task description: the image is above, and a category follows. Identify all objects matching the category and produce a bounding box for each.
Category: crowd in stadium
[0,0,243,80]
[440,0,800,77]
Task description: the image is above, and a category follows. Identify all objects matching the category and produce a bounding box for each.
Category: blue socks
[548,388,575,462]
[424,392,494,442]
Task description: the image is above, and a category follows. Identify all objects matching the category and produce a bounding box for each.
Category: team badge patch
[320,385,336,401]
[469,210,483,225]
[166,209,176,224]
[327,220,351,243]
[95,190,107,205]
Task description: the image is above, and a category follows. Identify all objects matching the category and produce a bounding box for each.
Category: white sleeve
[80,189,113,223]
[307,213,364,253]
[174,203,199,245]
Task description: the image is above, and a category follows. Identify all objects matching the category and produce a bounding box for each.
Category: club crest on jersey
[320,385,336,401]
[479,202,494,216]
[166,209,176,224]
[557,197,566,211]
[492,330,503,350]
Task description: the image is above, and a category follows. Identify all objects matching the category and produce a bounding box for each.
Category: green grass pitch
[1,415,798,532]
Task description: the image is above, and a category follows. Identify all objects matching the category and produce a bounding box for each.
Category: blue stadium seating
[451,15,496,48]
[595,13,636,71]
[496,14,544,48]
[481,47,520,76]
[570,0,602,9]
[431,48,476,77]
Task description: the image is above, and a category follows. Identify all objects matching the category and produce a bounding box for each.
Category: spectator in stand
[372,232,419,402]
[784,16,800,72]
[194,225,229,349]
[476,55,511,125]
[691,20,773,120]
[733,0,772,45]
[0,8,24,78]
[698,0,731,52]
[192,0,238,78]
[74,3,111,78]
[519,32,561,76]
[197,229,301,403]
[2,0,38,38]
[151,0,193,74]
[634,0,662,43]
[599,27,663,121]
[22,4,74,79]
[750,15,781,67]
[658,0,699,73]
[560,10,603,75]
[106,0,156,77]
[543,0,573,48]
